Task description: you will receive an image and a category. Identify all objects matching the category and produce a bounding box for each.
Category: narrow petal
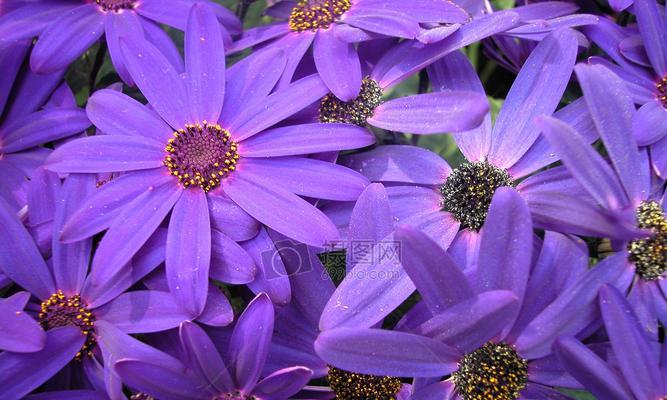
[242,227,292,305]
[30,4,104,73]
[253,367,313,399]
[96,291,191,333]
[167,189,211,318]
[395,225,473,315]
[348,183,393,254]
[415,291,520,353]
[45,136,164,173]
[1,109,91,153]
[114,359,208,400]
[0,294,46,353]
[230,75,330,141]
[120,37,190,129]
[400,210,460,251]
[575,63,645,203]
[0,3,76,43]
[0,198,55,300]
[239,123,375,157]
[342,9,421,39]
[341,145,451,185]
[230,293,274,393]
[185,3,225,123]
[488,29,578,168]
[369,91,488,134]
[0,327,84,399]
[210,229,256,284]
[357,0,470,23]
[197,284,234,327]
[315,328,460,377]
[86,89,173,142]
[634,0,667,75]
[313,29,362,101]
[554,337,635,400]
[223,174,339,247]
[600,285,664,400]
[207,192,260,241]
[633,100,667,146]
[104,10,143,85]
[179,321,233,392]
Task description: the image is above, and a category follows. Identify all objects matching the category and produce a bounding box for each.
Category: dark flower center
[628,201,667,281]
[454,342,528,400]
[319,77,383,126]
[39,290,96,359]
[656,76,667,109]
[94,0,135,11]
[164,122,239,192]
[327,366,402,400]
[289,0,352,32]
[441,161,514,231]
[212,393,255,400]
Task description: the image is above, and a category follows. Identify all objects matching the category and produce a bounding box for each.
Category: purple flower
[315,187,622,399]
[115,293,313,400]
[0,173,189,399]
[230,0,522,101]
[584,1,667,178]
[538,63,667,336]
[0,41,90,211]
[555,285,666,400]
[0,0,241,84]
[44,5,374,317]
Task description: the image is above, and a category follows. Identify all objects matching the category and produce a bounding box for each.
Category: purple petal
[185,3,225,123]
[96,290,191,333]
[652,135,667,178]
[223,174,339,247]
[240,157,369,201]
[1,109,90,153]
[395,225,473,315]
[633,100,667,146]
[90,180,181,285]
[142,18,185,72]
[210,229,256,284]
[179,321,233,392]
[230,75,329,141]
[369,91,488,134]
[554,338,634,400]
[120,37,190,129]
[26,167,61,227]
[313,29,362,101]
[488,29,578,168]
[400,210,460,251]
[86,89,173,142]
[600,285,664,399]
[341,145,451,185]
[315,328,460,377]
[634,0,667,75]
[30,4,104,73]
[356,0,470,23]
[104,10,143,85]
[0,327,84,399]
[45,136,164,173]
[415,290,520,353]
[230,293,274,393]
[0,3,76,42]
[114,359,208,400]
[242,227,292,305]
[575,63,646,203]
[239,123,375,157]
[207,192,260,241]
[167,189,211,318]
[348,183,393,253]
[26,390,109,400]
[197,283,234,327]
[0,293,45,353]
[227,23,288,53]
[0,198,55,300]
[341,9,421,39]
[253,367,313,399]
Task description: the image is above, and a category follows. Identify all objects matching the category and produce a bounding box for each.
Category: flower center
[628,201,667,281]
[212,393,255,400]
[94,0,135,11]
[164,122,239,192]
[39,290,96,359]
[289,0,352,32]
[319,77,383,126]
[656,76,667,109]
[327,366,402,400]
[454,342,528,400]
[441,161,513,231]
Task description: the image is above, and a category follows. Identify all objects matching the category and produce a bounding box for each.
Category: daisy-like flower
[538,63,667,335]
[44,4,374,318]
[584,0,667,177]
[0,0,240,84]
[555,285,666,400]
[0,41,90,211]
[115,294,314,400]
[0,173,190,399]
[230,0,502,101]
[315,188,624,399]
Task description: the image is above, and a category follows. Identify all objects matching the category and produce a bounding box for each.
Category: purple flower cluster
[0,0,665,399]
